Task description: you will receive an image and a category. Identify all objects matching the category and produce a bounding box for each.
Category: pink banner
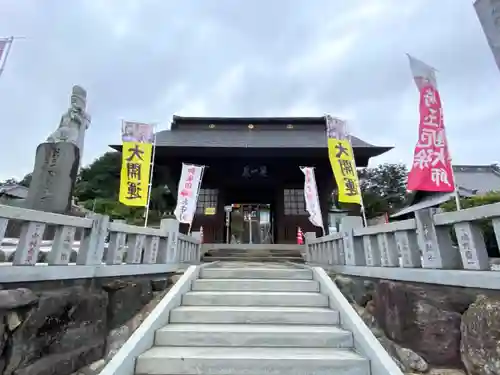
[407,84,454,192]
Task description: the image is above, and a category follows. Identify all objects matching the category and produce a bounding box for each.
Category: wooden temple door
[191,188,225,243]
[279,188,322,243]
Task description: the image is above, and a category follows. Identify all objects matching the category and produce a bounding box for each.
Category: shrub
[440,191,500,257]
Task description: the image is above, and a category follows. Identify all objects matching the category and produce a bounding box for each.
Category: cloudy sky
[0,0,498,181]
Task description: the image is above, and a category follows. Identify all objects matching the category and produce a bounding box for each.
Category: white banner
[174,163,205,224]
[300,167,324,230]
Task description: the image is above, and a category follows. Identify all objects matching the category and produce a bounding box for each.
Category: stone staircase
[135,262,371,375]
[202,245,304,263]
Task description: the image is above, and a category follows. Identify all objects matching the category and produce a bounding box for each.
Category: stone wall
[330,273,500,375]
[0,272,179,375]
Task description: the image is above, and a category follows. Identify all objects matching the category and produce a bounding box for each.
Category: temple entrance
[226,203,274,244]
[118,116,390,243]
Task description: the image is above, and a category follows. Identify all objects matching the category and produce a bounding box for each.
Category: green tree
[19,173,32,187]
[3,150,174,224]
[1,178,19,185]
[441,191,500,257]
[75,152,122,202]
[74,151,174,224]
[358,163,408,218]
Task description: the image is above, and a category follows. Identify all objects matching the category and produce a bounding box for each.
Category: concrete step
[191,278,320,292]
[202,256,304,262]
[205,250,303,257]
[200,267,312,280]
[182,291,328,307]
[136,346,369,375]
[169,306,339,325]
[155,324,353,348]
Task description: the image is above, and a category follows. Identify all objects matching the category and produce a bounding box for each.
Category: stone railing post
[340,216,365,266]
[13,221,47,265]
[125,233,146,264]
[48,225,77,265]
[394,230,422,268]
[454,221,490,270]
[304,232,316,263]
[377,232,399,267]
[106,219,126,265]
[363,235,381,267]
[159,218,179,263]
[77,213,110,265]
[191,231,202,263]
[415,209,461,269]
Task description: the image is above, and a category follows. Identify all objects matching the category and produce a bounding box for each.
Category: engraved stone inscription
[454,222,489,270]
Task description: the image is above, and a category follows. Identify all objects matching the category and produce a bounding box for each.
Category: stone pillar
[25,143,80,214]
[340,216,365,266]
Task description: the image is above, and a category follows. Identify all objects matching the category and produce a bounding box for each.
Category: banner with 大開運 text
[119,122,154,207]
[325,115,362,204]
[300,166,324,230]
[407,55,455,192]
[174,163,205,224]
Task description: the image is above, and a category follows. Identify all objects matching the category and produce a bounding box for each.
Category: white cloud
[286,31,360,76]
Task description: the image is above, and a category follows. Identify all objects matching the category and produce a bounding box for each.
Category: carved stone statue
[25,85,90,214]
[46,85,91,160]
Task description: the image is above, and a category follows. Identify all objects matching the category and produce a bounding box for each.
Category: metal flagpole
[448,158,462,211]
[343,119,368,227]
[440,111,461,211]
[187,164,206,235]
[144,125,157,227]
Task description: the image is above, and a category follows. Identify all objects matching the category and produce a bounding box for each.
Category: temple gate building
[117,116,391,244]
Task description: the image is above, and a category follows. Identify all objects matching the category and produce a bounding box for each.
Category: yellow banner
[328,138,361,204]
[119,141,153,207]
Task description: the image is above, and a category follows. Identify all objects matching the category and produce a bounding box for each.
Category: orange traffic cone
[200,226,204,244]
[297,227,304,245]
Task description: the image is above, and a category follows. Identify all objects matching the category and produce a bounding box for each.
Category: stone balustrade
[305,202,500,289]
[0,204,201,282]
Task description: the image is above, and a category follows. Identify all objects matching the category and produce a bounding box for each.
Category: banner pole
[449,160,461,211]
[442,114,461,211]
[144,125,157,227]
[343,119,368,227]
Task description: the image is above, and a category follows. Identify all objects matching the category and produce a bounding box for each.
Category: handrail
[304,202,500,279]
[0,204,202,282]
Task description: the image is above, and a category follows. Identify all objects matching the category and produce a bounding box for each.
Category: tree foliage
[19,174,32,188]
[74,151,174,224]
[440,191,500,212]
[74,152,122,202]
[1,178,19,186]
[16,151,174,225]
[358,163,408,218]
[441,191,500,257]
